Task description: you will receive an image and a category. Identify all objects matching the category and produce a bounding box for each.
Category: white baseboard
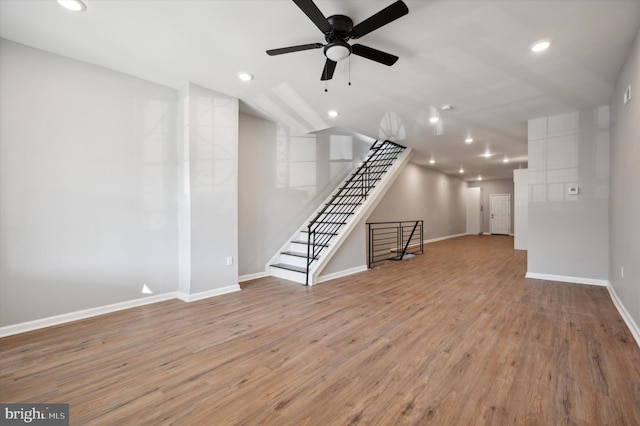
[1,284,242,338]
[525,273,639,348]
[317,265,368,284]
[606,284,640,348]
[239,271,269,282]
[525,272,608,287]
[177,284,241,302]
[0,292,177,338]
[425,233,467,244]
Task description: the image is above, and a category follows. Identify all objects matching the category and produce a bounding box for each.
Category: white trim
[606,283,640,348]
[0,292,177,338]
[239,271,269,282]
[482,232,491,236]
[177,284,241,302]
[317,265,368,284]
[524,274,639,348]
[1,284,242,337]
[424,233,467,244]
[525,272,608,287]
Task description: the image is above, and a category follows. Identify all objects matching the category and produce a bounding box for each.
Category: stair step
[280,250,318,259]
[292,239,329,247]
[271,263,307,273]
[301,230,338,236]
[326,202,362,206]
[337,185,378,192]
[315,221,347,225]
[361,160,396,166]
[319,212,355,216]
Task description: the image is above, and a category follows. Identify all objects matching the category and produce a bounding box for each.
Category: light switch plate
[624,84,631,105]
[568,186,579,195]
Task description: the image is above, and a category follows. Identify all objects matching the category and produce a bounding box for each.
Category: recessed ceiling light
[478,175,482,181]
[57,0,86,11]
[482,152,492,158]
[465,137,473,143]
[429,116,439,124]
[236,72,254,82]
[459,167,464,174]
[503,157,510,163]
[530,39,552,53]
[328,110,339,118]
[429,159,435,164]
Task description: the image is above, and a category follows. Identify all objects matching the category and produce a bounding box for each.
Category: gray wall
[467,179,515,234]
[367,162,467,240]
[321,162,467,277]
[0,40,179,326]
[320,216,368,277]
[527,107,610,281]
[238,113,371,277]
[609,29,640,332]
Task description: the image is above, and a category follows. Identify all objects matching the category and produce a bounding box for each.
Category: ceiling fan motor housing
[326,15,354,42]
[324,15,354,62]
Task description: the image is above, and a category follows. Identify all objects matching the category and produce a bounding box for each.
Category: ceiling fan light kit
[324,40,351,62]
[267,0,409,81]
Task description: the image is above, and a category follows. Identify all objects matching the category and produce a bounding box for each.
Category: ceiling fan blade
[321,59,337,81]
[293,0,332,34]
[352,44,399,66]
[351,1,409,39]
[266,43,324,56]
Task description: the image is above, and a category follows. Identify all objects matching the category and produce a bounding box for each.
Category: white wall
[367,162,467,240]
[609,29,640,336]
[0,40,179,326]
[513,169,528,250]
[238,114,371,277]
[178,83,239,296]
[527,107,610,282]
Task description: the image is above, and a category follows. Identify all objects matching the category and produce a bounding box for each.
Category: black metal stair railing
[367,220,424,268]
[304,140,406,284]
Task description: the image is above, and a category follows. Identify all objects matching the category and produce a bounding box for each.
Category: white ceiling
[1,0,639,180]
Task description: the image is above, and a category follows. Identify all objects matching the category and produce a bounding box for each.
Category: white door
[490,194,511,235]
[466,187,482,235]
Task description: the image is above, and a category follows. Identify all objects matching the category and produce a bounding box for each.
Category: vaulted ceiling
[1,0,639,180]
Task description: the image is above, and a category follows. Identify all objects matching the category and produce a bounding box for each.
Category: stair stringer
[307,147,413,285]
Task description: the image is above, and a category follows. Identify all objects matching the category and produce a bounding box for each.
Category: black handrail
[367,220,424,268]
[305,140,406,284]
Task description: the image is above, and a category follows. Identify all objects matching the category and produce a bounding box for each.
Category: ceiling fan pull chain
[348,56,352,86]
[325,79,328,93]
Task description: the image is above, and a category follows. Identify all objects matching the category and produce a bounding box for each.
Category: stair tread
[271,263,307,273]
[301,230,338,236]
[280,250,318,259]
[319,212,355,215]
[291,240,329,247]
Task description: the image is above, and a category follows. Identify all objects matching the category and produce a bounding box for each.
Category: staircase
[269,140,412,285]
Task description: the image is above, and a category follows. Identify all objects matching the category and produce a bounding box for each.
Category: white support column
[177,83,240,299]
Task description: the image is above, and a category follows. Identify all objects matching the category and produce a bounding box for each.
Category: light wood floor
[1,236,639,425]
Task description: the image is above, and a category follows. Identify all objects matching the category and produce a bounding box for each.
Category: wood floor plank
[1,236,639,425]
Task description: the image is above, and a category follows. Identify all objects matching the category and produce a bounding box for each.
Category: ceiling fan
[266,0,409,81]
